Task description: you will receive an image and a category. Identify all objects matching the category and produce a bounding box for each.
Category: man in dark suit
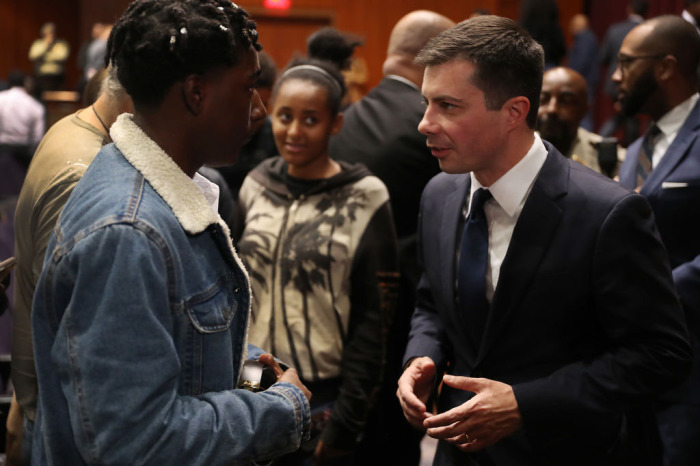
[615,15,700,466]
[330,10,454,251]
[328,10,454,466]
[397,15,691,466]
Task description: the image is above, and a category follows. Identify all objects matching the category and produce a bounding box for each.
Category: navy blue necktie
[458,188,492,348]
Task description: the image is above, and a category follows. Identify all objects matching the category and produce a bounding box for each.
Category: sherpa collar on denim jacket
[110,113,220,235]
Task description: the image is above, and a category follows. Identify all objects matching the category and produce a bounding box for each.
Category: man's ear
[656,54,678,82]
[502,96,530,130]
[182,74,205,115]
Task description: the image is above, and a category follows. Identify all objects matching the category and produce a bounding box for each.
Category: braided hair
[106,0,261,107]
[273,27,361,115]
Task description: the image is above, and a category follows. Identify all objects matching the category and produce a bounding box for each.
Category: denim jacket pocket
[185,276,239,333]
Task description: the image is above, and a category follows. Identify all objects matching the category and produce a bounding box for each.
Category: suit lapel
[641,100,700,195]
[440,175,470,327]
[619,138,642,188]
[477,147,567,363]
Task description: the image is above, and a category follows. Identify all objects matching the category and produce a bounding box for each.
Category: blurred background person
[81,66,109,106]
[83,24,112,82]
[567,13,599,131]
[537,67,625,177]
[28,22,69,92]
[328,10,454,466]
[342,56,368,108]
[599,0,649,146]
[237,29,398,465]
[0,70,45,198]
[519,0,566,69]
[306,27,364,110]
[76,22,105,94]
[682,0,700,89]
[615,15,700,465]
[682,0,700,34]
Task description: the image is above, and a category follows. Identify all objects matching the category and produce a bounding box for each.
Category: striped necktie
[637,124,661,189]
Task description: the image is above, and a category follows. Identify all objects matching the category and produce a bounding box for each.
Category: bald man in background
[329,10,455,466]
[537,67,625,177]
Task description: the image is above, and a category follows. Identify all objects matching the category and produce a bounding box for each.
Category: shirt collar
[110,113,221,234]
[470,132,548,217]
[656,93,699,139]
[192,171,220,214]
[682,10,698,27]
[385,74,420,92]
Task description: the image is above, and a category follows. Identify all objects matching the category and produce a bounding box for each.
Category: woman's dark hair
[106,0,261,107]
[273,27,362,115]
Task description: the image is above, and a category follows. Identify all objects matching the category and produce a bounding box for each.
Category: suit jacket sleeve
[402,182,453,371]
[619,136,700,338]
[672,254,700,338]
[513,193,692,430]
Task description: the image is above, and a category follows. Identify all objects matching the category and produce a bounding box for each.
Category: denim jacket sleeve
[34,223,310,465]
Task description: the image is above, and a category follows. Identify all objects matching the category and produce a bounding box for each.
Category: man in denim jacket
[30,1,311,464]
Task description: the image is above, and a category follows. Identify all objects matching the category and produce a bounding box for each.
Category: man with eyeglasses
[614,15,700,466]
[599,0,649,146]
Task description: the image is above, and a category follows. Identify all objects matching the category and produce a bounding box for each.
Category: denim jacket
[31,114,310,465]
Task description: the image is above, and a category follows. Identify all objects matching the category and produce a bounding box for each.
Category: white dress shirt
[466,132,548,301]
[0,87,45,147]
[192,171,220,214]
[651,93,699,168]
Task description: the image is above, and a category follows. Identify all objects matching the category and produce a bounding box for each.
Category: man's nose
[611,61,624,84]
[418,109,438,135]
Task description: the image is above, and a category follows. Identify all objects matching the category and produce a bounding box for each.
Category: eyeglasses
[616,53,667,73]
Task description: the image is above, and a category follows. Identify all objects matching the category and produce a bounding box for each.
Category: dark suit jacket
[329,76,439,242]
[405,142,691,465]
[619,99,700,405]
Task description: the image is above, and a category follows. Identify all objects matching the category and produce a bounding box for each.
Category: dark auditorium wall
[236,0,584,92]
[2,0,584,94]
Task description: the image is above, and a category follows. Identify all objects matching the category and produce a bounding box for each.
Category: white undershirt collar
[192,171,220,214]
[469,132,548,217]
[652,93,699,167]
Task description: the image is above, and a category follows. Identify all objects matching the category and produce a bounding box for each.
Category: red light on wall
[264,0,291,9]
